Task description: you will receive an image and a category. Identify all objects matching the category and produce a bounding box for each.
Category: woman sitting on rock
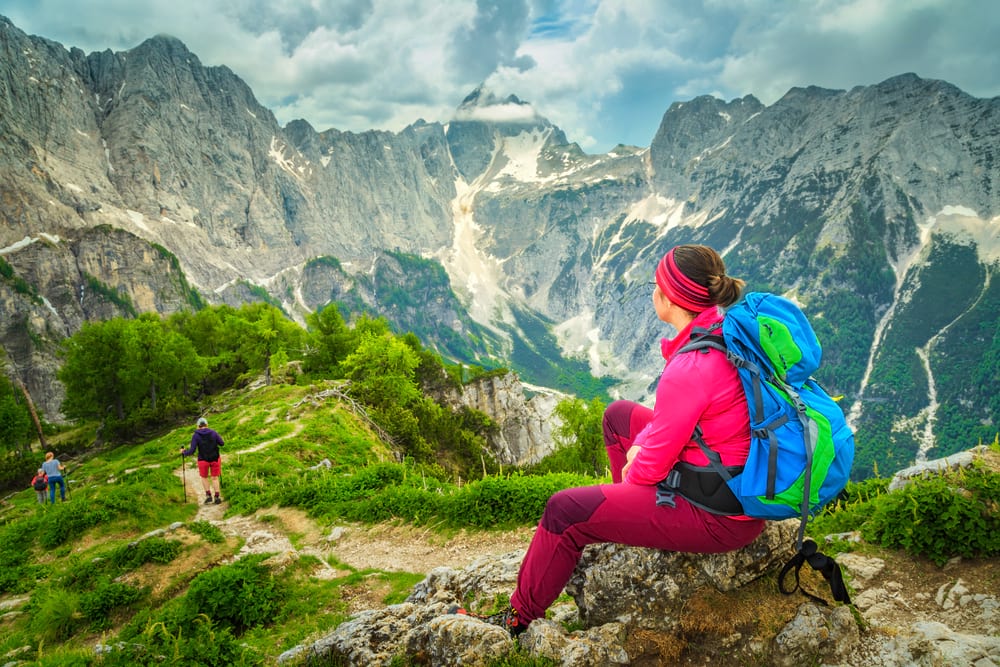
[455,244,765,636]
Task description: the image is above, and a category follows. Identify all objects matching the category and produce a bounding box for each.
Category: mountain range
[0,15,997,479]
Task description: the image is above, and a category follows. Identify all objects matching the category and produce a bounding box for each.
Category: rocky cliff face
[440,371,565,465]
[0,227,201,417]
[0,15,997,476]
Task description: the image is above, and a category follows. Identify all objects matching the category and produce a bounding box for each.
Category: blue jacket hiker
[180,417,225,504]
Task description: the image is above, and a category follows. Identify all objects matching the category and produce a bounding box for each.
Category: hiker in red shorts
[180,417,225,505]
[456,244,765,636]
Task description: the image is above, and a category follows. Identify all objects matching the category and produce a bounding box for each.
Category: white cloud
[1,0,998,152]
[454,101,540,123]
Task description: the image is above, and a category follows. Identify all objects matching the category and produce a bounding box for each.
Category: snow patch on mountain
[493,128,548,183]
[126,210,150,233]
[553,308,653,401]
[438,177,514,335]
[1,234,64,257]
[624,194,677,229]
[930,207,1000,261]
[553,309,611,375]
[269,136,308,181]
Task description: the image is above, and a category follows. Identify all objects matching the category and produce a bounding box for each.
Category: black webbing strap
[778,538,851,605]
[662,429,745,515]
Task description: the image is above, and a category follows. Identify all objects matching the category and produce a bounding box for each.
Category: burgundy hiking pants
[509,400,765,624]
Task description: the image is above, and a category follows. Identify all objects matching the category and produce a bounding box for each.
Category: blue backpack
[663,292,855,603]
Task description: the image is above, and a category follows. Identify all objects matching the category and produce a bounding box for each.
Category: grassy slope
[0,381,420,664]
[2,381,998,666]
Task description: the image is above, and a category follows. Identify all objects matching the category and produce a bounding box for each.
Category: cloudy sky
[2,0,998,152]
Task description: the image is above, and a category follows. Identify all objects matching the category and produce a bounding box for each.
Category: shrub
[810,477,890,536]
[37,502,112,548]
[187,520,226,543]
[0,564,49,594]
[860,465,1000,565]
[182,554,287,634]
[28,587,84,642]
[99,615,262,666]
[80,581,145,630]
[109,537,183,570]
[57,555,108,592]
[443,473,592,529]
[345,483,443,524]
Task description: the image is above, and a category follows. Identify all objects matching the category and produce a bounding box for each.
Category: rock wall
[277,514,1000,666]
[441,371,565,465]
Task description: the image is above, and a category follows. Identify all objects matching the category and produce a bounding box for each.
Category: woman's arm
[624,355,711,485]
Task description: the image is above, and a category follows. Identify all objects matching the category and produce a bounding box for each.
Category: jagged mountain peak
[452,84,544,127]
[144,33,192,50]
[458,85,529,111]
[446,84,571,181]
[122,33,207,72]
[868,72,961,95]
[0,7,996,484]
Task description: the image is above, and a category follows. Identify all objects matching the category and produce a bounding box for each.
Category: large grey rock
[880,621,1000,667]
[567,519,799,630]
[282,521,801,665]
[407,550,521,612]
[770,603,860,667]
[888,446,989,491]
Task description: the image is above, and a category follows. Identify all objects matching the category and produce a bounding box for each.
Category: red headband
[655,248,712,312]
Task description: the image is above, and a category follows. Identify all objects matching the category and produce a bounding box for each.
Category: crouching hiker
[180,417,224,505]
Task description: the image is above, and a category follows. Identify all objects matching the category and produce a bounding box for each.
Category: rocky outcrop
[274,500,1000,667]
[278,521,800,665]
[565,520,800,630]
[887,445,990,491]
[441,371,565,465]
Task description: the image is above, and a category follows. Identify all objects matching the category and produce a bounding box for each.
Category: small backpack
[663,292,855,604]
[33,477,47,491]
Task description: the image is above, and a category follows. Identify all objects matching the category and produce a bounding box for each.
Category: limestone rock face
[440,371,565,465]
[1,15,998,475]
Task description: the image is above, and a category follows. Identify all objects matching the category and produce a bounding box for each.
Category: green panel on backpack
[757,316,803,381]
[757,407,836,510]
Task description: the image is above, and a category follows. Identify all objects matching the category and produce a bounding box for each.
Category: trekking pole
[181,453,187,503]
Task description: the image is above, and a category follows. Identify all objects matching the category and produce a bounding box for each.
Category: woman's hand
[622,445,641,479]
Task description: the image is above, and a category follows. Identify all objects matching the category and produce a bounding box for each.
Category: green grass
[6,378,995,665]
[0,381,586,665]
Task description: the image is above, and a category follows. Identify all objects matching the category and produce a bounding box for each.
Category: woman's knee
[540,486,607,535]
[602,400,646,444]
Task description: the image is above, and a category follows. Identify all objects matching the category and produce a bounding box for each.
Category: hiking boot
[204,495,214,504]
[450,605,527,637]
[214,495,222,505]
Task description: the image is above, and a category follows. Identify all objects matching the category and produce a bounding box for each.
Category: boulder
[280,520,802,666]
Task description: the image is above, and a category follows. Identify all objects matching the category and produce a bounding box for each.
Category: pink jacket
[625,307,750,486]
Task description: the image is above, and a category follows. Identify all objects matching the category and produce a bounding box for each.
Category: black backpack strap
[678,323,726,356]
[778,539,851,605]
[658,427,745,515]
